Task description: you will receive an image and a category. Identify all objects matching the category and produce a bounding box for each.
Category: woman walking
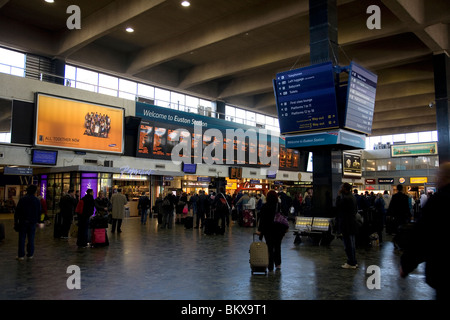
[256,190,289,271]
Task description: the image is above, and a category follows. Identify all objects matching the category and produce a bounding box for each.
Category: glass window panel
[246,111,256,126]
[138,84,154,100]
[0,48,25,77]
[64,65,76,87]
[225,105,235,122]
[186,95,199,113]
[392,134,406,143]
[155,88,171,108]
[75,68,98,92]
[432,130,438,141]
[256,113,266,126]
[171,92,185,111]
[418,131,432,142]
[405,133,418,143]
[381,135,392,144]
[98,74,118,97]
[119,79,137,100]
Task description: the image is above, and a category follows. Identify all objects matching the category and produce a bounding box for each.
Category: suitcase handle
[253,232,261,242]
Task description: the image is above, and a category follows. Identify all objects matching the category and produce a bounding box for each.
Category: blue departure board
[274,62,339,135]
[344,62,377,135]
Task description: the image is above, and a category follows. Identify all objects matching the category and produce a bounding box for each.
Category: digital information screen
[273,62,339,135]
[344,62,378,135]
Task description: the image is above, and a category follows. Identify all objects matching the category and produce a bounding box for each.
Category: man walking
[336,183,358,269]
[14,185,41,260]
[111,188,128,233]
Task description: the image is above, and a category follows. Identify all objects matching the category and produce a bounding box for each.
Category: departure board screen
[274,62,339,135]
[343,62,377,135]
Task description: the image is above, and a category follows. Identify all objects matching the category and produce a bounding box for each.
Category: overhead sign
[343,62,377,135]
[391,142,438,157]
[284,129,366,149]
[410,177,428,184]
[4,166,33,175]
[35,94,124,154]
[378,178,394,184]
[273,62,339,134]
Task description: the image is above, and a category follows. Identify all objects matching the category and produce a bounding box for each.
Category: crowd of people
[10,162,450,299]
[83,112,111,138]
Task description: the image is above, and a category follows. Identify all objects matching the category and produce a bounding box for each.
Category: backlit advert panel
[35,94,124,153]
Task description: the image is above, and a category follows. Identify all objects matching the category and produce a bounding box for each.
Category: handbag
[182,204,189,215]
[274,203,289,228]
[274,212,289,227]
[75,200,84,215]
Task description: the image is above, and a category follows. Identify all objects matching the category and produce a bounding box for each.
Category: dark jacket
[94,196,111,216]
[59,193,76,218]
[14,193,41,226]
[162,194,175,214]
[258,202,288,240]
[80,194,95,220]
[213,193,230,214]
[137,195,150,211]
[401,184,450,292]
[387,191,411,224]
[336,192,358,235]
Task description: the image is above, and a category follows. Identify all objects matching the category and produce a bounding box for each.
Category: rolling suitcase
[91,228,109,247]
[184,216,193,229]
[249,233,269,274]
[204,216,216,235]
[242,209,255,227]
[53,213,63,238]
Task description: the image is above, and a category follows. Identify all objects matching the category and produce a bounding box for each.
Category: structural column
[433,53,450,165]
[309,0,342,217]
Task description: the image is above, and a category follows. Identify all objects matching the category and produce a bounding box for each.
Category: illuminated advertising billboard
[35,94,124,154]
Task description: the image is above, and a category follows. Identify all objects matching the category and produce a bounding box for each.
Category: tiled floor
[0,213,434,300]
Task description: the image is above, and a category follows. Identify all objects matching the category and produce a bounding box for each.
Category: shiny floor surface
[0,214,434,300]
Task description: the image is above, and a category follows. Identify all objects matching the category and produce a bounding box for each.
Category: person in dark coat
[77,189,95,248]
[14,185,41,260]
[400,162,450,300]
[195,190,208,229]
[257,190,289,271]
[59,189,77,238]
[387,184,411,234]
[336,183,358,269]
[213,187,230,234]
[137,192,150,225]
[161,193,175,229]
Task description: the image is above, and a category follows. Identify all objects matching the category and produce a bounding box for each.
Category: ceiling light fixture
[126,27,134,33]
[181,1,191,7]
[45,0,55,3]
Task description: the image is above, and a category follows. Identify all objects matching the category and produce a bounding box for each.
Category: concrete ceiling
[0,0,449,136]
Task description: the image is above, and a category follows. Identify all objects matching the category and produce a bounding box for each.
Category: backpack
[162,197,171,207]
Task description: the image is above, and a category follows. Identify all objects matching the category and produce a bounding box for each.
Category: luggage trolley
[293,216,335,246]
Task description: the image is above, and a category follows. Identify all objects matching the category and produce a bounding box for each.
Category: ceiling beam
[382,0,450,52]
[126,0,310,75]
[56,0,166,57]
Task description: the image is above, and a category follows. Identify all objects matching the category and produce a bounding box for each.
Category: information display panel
[344,62,377,135]
[274,62,339,135]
